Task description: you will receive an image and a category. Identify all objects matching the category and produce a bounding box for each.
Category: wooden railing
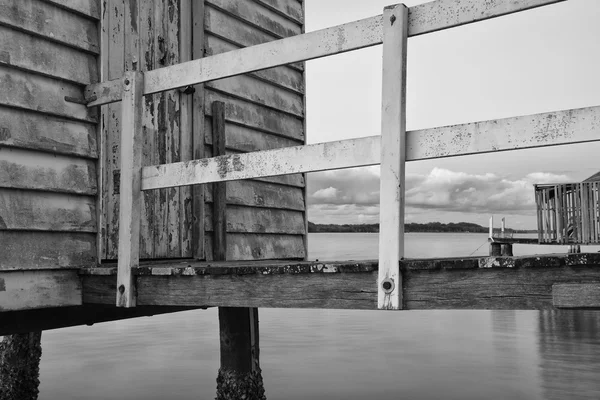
[81,0,600,310]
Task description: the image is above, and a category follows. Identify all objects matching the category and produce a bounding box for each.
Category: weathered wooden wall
[101,0,195,260]
[0,0,99,270]
[202,0,307,260]
[102,0,307,261]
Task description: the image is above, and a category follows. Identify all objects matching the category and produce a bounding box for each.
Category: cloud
[307,167,574,224]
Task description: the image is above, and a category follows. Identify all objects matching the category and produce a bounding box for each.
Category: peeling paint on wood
[143,136,377,189]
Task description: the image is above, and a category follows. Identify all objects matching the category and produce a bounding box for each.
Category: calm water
[39,233,600,399]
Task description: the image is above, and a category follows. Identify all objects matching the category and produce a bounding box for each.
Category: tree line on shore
[308,221,535,234]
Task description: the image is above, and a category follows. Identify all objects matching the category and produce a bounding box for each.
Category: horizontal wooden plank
[144,105,600,189]
[0,107,97,158]
[0,305,200,335]
[206,0,302,39]
[205,34,304,94]
[204,180,305,211]
[81,253,600,309]
[203,145,305,187]
[0,189,96,232]
[86,14,380,105]
[205,205,305,234]
[0,148,97,195]
[0,66,95,122]
[0,231,96,270]
[0,26,98,85]
[206,74,304,117]
[0,0,100,53]
[406,105,600,160]
[205,90,304,139]
[0,270,81,311]
[204,117,303,152]
[407,0,565,37]
[253,0,303,24]
[41,0,101,20]
[87,0,563,106]
[553,283,600,308]
[142,136,378,189]
[206,233,306,260]
[204,8,304,72]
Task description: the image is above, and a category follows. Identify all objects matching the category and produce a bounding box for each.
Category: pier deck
[5,252,600,335]
[78,253,600,311]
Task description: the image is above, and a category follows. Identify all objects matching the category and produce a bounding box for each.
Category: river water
[39,233,600,399]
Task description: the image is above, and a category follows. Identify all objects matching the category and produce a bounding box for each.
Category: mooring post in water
[0,332,42,400]
[212,101,265,400]
[489,242,502,256]
[501,244,513,256]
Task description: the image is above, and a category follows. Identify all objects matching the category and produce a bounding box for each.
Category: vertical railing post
[378,4,408,310]
[116,70,144,308]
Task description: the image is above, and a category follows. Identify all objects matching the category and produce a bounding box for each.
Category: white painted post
[116,71,144,308]
[378,4,408,310]
[489,216,494,239]
[501,217,506,234]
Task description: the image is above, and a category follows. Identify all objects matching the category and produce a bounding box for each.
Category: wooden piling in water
[489,243,502,256]
[212,102,265,400]
[0,332,42,400]
[501,244,513,256]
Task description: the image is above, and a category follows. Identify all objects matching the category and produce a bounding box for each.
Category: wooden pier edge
[80,253,600,311]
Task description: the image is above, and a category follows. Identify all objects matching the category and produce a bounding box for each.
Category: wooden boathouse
[2,0,600,397]
[535,172,600,245]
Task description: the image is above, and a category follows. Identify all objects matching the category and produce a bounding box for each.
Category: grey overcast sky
[303,0,600,229]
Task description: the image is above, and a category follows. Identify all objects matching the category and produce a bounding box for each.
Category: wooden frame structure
[77,0,600,311]
[535,181,600,245]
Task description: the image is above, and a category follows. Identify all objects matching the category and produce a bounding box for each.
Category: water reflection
[35,233,600,399]
[538,311,600,400]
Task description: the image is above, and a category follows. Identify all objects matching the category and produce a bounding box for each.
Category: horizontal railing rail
[93,0,577,309]
[141,105,600,190]
[85,0,564,107]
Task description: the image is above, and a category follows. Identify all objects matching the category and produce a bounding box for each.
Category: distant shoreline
[308,221,536,234]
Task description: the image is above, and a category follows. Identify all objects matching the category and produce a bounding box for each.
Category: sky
[303,0,600,229]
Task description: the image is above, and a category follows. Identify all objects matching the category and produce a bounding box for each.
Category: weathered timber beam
[85,0,564,106]
[0,270,81,311]
[142,136,380,190]
[81,253,600,310]
[142,105,600,190]
[0,305,202,336]
[378,4,408,310]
